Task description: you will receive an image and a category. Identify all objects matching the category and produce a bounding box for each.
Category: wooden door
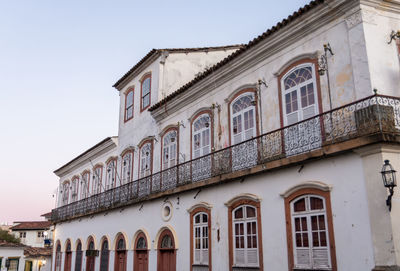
[157,229,176,271]
[115,251,126,271]
[64,252,72,271]
[86,256,95,271]
[134,250,148,271]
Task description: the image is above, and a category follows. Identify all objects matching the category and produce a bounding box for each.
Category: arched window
[92,165,103,194]
[191,210,211,268]
[55,242,62,271]
[100,239,109,271]
[125,88,134,121]
[227,198,263,271]
[64,240,72,271]
[105,159,117,190]
[134,232,148,271]
[162,129,178,170]
[80,171,90,199]
[141,74,151,111]
[230,92,256,145]
[281,63,319,126]
[121,150,133,185]
[232,205,259,267]
[71,177,79,202]
[139,141,152,178]
[114,235,127,271]
[75,241,83,271]
[290,195,331,270]
[192,113,211,159]
[61,181,70,206]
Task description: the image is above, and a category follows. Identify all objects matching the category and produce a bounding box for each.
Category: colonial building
[51,0,400,270]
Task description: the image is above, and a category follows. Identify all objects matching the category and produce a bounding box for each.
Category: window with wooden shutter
[121,152,133,185]
[282,65,318,126]
[231,93,256,145]
[62,181,70,206]
[71,177,79,202]
[291,195,331,270]
[192,114,211,159]
[232,205,259,267]
[193,212,209,265]
[92,166,103,194]
[125,89,134,121]
[140,142,152,178]
[105,159,116,190]
[80,172,89,199]
[162,130,178,170]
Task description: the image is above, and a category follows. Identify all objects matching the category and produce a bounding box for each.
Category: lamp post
[381,159,397,211]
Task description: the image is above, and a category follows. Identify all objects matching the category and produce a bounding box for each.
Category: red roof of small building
[10,221,51,231]
[24,246,52,257]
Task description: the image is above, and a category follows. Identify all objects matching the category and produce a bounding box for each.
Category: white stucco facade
[52,1,400,270]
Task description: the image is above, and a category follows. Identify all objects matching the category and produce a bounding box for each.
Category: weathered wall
[53,152,377,271]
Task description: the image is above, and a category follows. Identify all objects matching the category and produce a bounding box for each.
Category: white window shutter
[233,133,242,145]
[296,248,311,267]
[202,249,209,264]
[195,249,200,263]
[287,112,299,125]
[235,249,245,265]
[312,248,330,268]
[303,104,316,120]
[247,248,258,266]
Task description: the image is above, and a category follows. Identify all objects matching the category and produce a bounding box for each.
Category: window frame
[161,127,179,170]
[124,87,134,122]
[121,149,134,185]
[227,198,263,271]
[190,110,213,160]
[140,73,151,112]
[284,187,337,271]
[80,170,90,199]
[190,207,212,271]
[277,58,323,129]
[105,158,117,190]
[71,176,79,202]
[138,139,153,179]
[61,181,70,206]
[228,88,259,146]
[92,165,103,195]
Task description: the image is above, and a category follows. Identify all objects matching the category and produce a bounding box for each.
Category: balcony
[51,94,400,222]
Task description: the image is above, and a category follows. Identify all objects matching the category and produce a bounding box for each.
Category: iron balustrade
[52,94,400,222]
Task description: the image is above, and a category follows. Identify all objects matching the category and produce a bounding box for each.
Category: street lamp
[381,159,397,211]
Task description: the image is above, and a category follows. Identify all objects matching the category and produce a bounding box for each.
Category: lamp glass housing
[381,160,397,188]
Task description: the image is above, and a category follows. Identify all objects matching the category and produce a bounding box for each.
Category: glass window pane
[294,198,306,212]
[246,206,256,218]
[234,207,243,219]
[310,197,324,210]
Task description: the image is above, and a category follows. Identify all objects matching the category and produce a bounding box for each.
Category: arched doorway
[114,234,127,271]
[157,229,176,271]
[86,238,96,271]
[64,240,72,271]
[134,232,149,271]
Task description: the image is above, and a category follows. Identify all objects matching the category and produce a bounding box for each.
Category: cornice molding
[151,0,356,121]
[54,138,118,177]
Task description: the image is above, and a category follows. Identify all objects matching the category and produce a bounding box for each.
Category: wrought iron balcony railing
[52,94,400,222]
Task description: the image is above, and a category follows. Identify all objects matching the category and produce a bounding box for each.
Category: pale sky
[0,0,311,224]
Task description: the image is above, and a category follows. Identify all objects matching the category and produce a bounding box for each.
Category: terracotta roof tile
[10,221,51,230]
[148,0,325,112]
[24,247,52,257]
